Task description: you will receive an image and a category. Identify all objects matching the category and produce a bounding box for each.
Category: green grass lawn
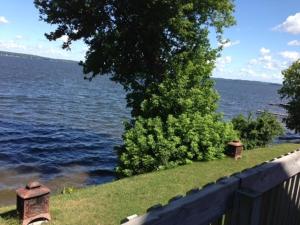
[1,143,300,225]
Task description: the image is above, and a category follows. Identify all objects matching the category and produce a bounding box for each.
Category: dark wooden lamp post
[16,181,51,225]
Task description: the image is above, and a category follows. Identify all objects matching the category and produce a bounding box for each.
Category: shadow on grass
[0,209,17,220]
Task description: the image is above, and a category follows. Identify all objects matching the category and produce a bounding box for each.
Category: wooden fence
[121,149,300,225]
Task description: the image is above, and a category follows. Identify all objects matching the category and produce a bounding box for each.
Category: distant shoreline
[0,50,78,63]
[0,50,282,85]
[213,76,281,86]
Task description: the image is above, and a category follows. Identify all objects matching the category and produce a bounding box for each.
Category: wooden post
[234,189,263,225]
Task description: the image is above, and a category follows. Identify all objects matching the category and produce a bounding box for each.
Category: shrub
[232,111,284,150]
[116,113,238,177]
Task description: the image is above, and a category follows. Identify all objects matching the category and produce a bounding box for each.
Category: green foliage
[140,53,220,120]
[232,112,284,150]
[278,60,300,133]
[34,0,235,117]
[61,186,76,195]
[35,0,236,176]
[117,113,238,177]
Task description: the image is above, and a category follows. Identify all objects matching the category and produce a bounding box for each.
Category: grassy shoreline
[1,143,300,225]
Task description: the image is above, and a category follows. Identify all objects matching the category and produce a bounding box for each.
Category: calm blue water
[0,53,290,202]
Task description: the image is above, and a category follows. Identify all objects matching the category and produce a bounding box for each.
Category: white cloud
[15,35,23,40]
[36,44,43,50]
[0,40,27,50]
[239,65,282,83]
[0,16,9,24]
[58,35,69,42]
[215,56,232,72]
[262,55,272,61]
[260,47,270,56]
[249,58,258,65]
[219,56,232,64]
[279,51,300,61]
[288,40,300,46]
[240,67,256,76]
[218,40,240,48]
[214,52,284,83]
[245,48,291,81]
[215,48,290,83]
[251,48,279,70]
[264,62,275,70]
[0,39,77,60]
[273,12,300,34]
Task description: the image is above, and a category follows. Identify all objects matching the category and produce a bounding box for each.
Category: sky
[0,0,300,83]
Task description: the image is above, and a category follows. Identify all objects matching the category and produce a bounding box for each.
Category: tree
[278,60,300,132]
[35,0,237,177]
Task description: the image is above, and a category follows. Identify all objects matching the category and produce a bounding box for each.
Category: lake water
[0,53,290,205]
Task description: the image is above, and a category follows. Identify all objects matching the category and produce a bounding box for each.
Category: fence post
[233,189,263,225]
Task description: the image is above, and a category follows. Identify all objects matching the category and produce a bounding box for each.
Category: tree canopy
[35,0,237,176]
[35,0,235,117]
[279,60,300,132]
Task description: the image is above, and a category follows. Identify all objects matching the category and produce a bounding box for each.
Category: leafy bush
[232,112,284,150]
[116,113,238,177]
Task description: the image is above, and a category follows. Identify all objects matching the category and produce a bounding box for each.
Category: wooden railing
[121,149,300,225]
